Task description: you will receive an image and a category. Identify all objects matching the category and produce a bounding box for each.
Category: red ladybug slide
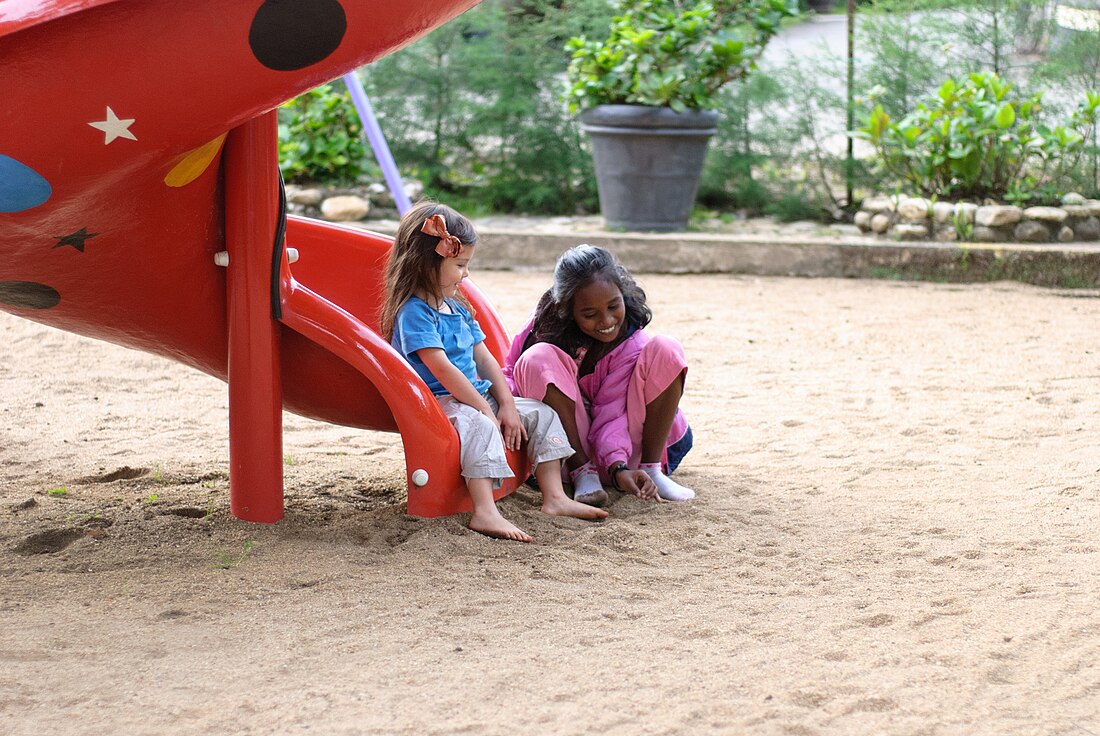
[0,0,524,521]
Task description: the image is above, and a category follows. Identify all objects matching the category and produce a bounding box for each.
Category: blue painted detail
[0,155,52,213]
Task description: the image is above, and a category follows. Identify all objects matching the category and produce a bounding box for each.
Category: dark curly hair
[525,245,651,356]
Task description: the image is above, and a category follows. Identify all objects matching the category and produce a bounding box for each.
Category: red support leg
[224,111,284,523]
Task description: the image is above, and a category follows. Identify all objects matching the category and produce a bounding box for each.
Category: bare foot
[469,510,532,543]
[542,496,609,520]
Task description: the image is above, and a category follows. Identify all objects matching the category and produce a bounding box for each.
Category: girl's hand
[496,403,527,451]
[617,469,659,501]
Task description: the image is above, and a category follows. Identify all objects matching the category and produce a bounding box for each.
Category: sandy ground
[1,272,1099,735]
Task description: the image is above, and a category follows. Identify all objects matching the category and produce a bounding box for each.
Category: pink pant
[510,335,688,482]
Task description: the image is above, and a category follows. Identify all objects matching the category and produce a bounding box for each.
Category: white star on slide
[88,107,137,144]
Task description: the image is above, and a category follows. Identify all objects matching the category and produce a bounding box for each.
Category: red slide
[0,0,527,521]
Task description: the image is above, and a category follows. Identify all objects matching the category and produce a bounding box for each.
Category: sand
[1,273,1098,735]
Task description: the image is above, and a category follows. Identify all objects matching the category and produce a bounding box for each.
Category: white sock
[570,462,605,500]
[640,462,695,501]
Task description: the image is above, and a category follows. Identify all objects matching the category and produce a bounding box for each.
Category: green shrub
[856,72,1099,202]
[361,0,610,213]
[1034,15,1100,196]
[565,0,798,113]
[701,53,872,219]
[278,84,373,184]
[767,192,822,221]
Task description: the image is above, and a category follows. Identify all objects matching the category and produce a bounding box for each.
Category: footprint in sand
[846,697,897,713]
[857,613,895,628]
[77,465,149,483]
[161,507,207,518]
[12,527,85,555]
[789,690,832,708]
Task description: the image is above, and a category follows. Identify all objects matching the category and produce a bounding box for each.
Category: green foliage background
[279,0,1100,218]
[359,0,614,214]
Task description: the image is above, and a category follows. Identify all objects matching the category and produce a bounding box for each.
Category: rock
[1075,216,1100,241]
[933,226,958,242]
[854,210,872,231]
[897,197,930,221]
[1061,191,1086,206]
[954,202,978,224]
[1013,220,1050,242]
[366,180,424,209]
[975,205,1023,228]
[404,180,425,202]
[862,195,897,214]
[893,223,929,240]
[973,226,1011,243]
[1022,206,1068,223]
[869,213,892,234]
[369,182,394,208]
[1058,225,1075,242]
[1086,199,1100,217]
[320,195,370,222]
[931,201,955,224]
[288,187,324,206]
[1062,205,1092,218]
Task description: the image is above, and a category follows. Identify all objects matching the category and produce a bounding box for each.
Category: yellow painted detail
[164,134,227,187]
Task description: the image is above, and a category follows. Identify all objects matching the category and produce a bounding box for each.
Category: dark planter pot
[580,105,718,232]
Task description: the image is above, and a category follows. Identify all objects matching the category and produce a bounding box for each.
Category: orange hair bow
[421,214,463,258]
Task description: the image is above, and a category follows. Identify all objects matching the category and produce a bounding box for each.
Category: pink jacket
[504,319,688,472]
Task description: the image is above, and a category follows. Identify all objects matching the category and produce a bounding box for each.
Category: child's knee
[516,398,551,433]
[644,334,686,361]
[517,400,571,454]
[514,343,579,395]
[639,335,687,375]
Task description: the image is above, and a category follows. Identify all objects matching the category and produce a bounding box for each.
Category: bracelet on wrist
[608,462,628,489]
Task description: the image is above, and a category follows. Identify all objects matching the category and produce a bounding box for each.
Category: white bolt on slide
[411,469,429,487]
[213,251,230,267]
[286,247,299,263]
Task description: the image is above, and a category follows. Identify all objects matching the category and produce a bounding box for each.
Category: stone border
[855,194,1100,244]
[284,182,422,224]
[350,221,1100,288]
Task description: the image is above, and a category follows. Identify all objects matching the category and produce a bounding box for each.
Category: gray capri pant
[436,394,574,489]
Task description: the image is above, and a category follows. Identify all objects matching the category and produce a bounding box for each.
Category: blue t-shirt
[391,296,492,396]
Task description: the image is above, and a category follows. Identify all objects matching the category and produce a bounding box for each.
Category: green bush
[360,0,611,213]
[1034,14,1100,196]
[700,53,872,220]
[278,84,373,184]
[856,72,1099,203]
[767,192,823,221]
[564,0,798,113]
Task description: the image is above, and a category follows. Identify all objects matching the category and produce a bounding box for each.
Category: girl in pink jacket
[504,245,694,506]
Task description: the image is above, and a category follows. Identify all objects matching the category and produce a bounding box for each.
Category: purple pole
[343,72,412,215]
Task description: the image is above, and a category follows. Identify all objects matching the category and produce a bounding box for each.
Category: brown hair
[380,200,479,341]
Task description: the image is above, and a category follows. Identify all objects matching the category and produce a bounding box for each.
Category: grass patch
[215,539,254,570]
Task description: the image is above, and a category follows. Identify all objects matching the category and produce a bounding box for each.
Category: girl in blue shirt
[381,202,607,542]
